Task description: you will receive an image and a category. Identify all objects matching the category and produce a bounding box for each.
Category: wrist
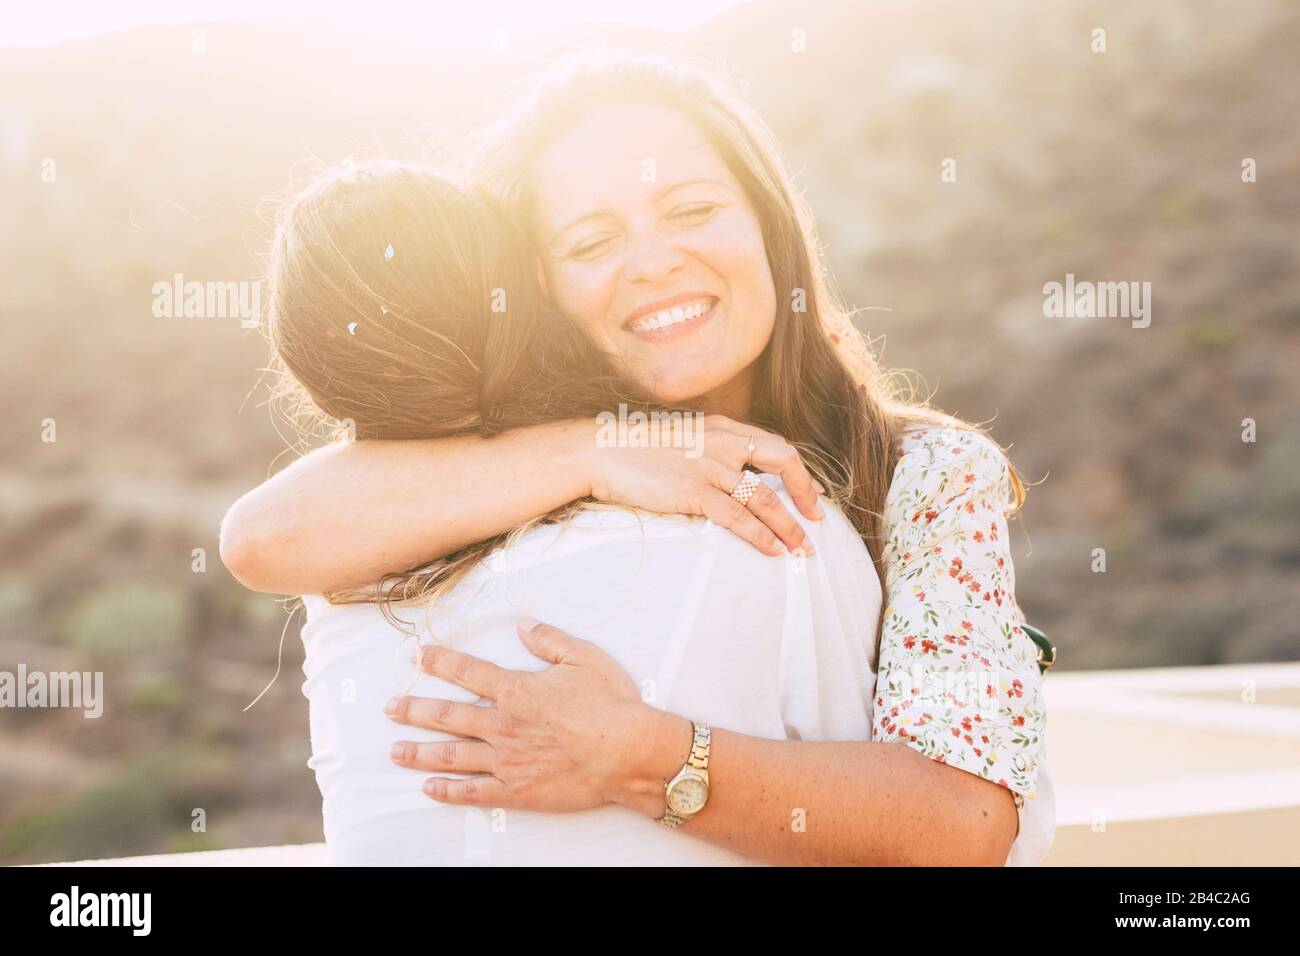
[553,417,598,501]
[609,705,694,819]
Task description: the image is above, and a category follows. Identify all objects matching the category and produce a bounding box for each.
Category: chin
[640,371,730,405]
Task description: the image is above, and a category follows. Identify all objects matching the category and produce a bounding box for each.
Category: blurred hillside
[1,0,1297,863]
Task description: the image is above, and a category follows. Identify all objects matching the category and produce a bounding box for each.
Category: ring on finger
[730,471,762,507]
[745,434,757,467]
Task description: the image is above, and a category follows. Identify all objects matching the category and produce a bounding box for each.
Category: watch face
[668,777,708,814]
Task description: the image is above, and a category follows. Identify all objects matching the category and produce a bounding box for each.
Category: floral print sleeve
[871,425,1046,816]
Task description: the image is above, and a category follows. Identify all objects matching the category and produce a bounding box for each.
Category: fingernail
[773,541,787,555]
[813,503,825,520]
[517,617,540,635]
[814,481,826,495]
[390,742,410,763]
[384,697,398,716]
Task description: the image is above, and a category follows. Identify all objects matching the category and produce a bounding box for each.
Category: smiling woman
[463,51,1028,635]
[527,106,777,409]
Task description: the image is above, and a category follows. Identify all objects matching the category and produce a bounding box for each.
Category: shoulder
[300,591,398,622]
[886,425,1015,528]
[893,424,1010,477]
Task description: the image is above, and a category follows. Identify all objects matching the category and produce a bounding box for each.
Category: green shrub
[60,583,190,658]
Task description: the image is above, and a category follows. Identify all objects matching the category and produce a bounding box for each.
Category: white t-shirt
[300,476,1054,865]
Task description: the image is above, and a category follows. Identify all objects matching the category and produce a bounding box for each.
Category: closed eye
[670,203,718,223]
[568,235,618,259]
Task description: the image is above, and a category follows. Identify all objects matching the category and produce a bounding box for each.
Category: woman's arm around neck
[219,419,595,595]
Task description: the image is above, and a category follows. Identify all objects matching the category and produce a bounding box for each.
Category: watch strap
[656,722,710,828]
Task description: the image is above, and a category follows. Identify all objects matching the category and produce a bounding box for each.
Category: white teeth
[629,298,712,333]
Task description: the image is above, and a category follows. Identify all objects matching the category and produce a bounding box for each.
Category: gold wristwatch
[656,722,710,828]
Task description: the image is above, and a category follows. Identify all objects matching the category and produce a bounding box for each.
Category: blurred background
[2,0,1298,865]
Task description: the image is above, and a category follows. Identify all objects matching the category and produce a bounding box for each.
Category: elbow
[897,828,1012,868]
[970,828,1015,867]
[907,756,1020,866]
[219,497,284,593]
[962,791,1019,867]
[902,817,1011,867]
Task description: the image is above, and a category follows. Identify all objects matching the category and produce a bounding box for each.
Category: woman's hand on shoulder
[580,413,825,557]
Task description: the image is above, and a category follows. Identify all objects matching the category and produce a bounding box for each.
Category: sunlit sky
[2,0,746,47]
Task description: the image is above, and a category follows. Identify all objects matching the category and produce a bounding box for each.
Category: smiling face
[530,102,777,413]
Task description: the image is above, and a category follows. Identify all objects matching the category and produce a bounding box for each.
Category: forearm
[219,419,594,595]
[619,710,1018,866]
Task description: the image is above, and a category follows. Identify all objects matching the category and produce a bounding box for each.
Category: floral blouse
[872,424,1046,820]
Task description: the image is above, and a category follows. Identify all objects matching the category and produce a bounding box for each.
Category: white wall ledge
[38,663,1300,867]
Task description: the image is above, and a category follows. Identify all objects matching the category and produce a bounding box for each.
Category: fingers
[390,737,495,774]
[746,436,824,522]
[699,488,785,557]
[422,774,508,806]
[386,694,494,737]
[741,478,816,556]
[415,644,511,700]
[516,618,587,665]
[705,417,824,521]
[707,461,813,555]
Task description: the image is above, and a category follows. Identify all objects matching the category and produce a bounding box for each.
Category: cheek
[546,261,618,343]
[697,221,777,339]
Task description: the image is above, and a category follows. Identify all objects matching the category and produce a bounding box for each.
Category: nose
[624,225,687,285]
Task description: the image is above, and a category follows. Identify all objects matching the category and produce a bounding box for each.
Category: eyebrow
[547,178,732,247]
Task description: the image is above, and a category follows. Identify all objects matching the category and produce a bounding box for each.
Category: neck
[697,365,756,421]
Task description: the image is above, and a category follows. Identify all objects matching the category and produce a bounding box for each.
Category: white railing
[41,663,1300,866]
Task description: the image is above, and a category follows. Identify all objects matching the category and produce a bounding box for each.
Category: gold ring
[745,435,757,467]
[730,471,762,507]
